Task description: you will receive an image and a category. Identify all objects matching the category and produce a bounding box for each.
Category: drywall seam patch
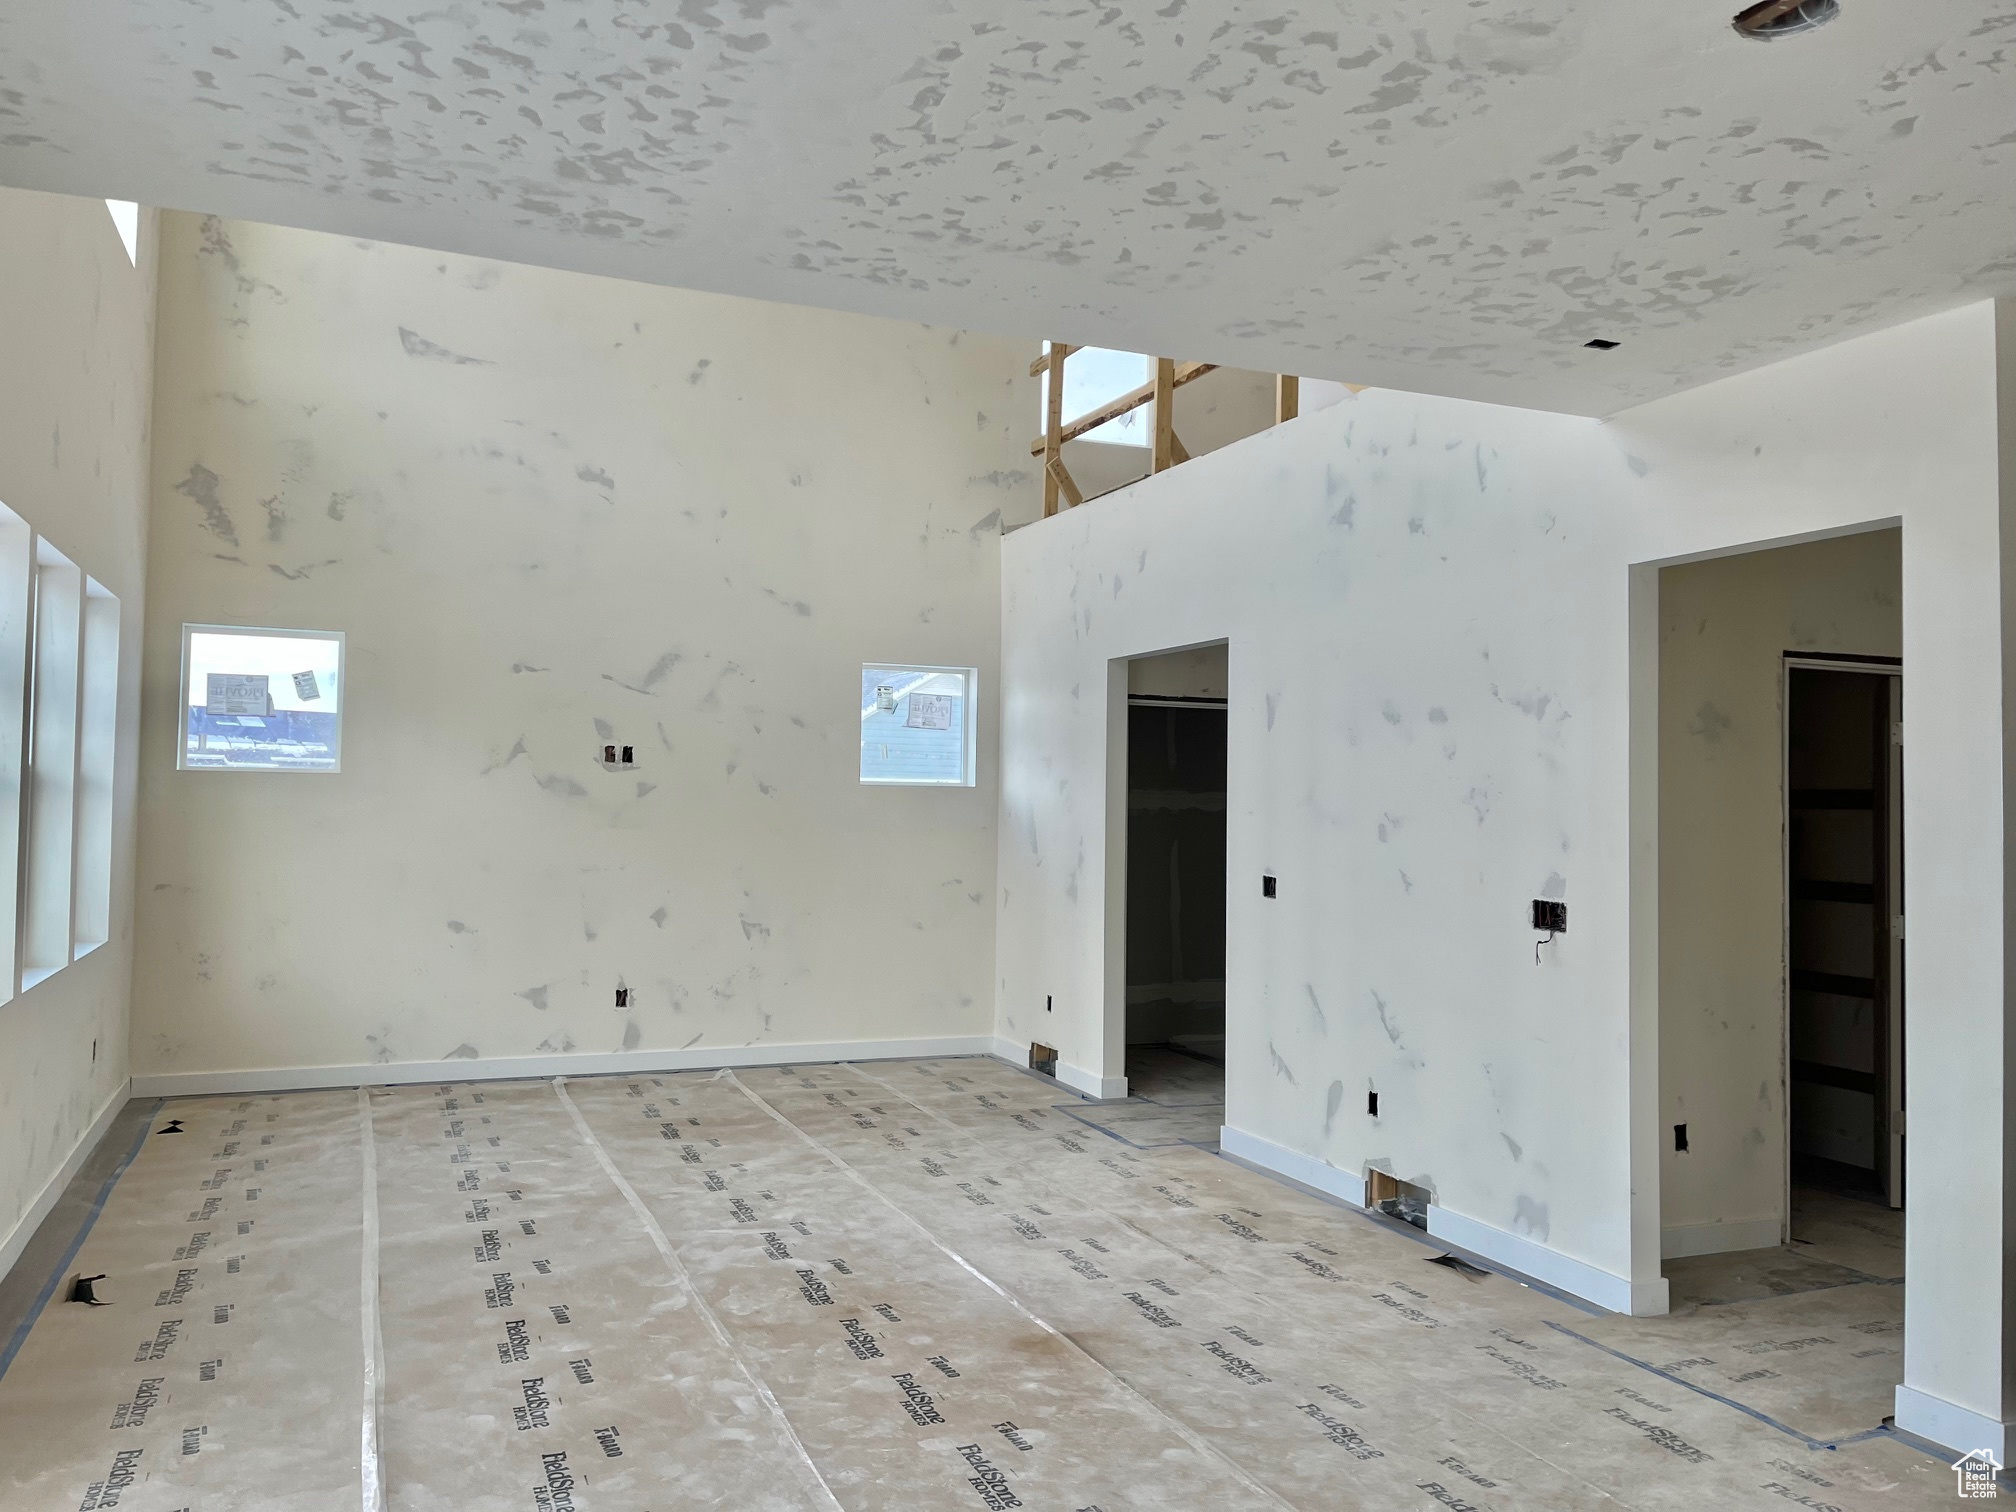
[0,1096,154,1385]
[130,1035,1000,1097]
[356,1086,386,1512]
[552,1076,844,1511]
[0,1078,132,1285]
[722,1068,1300,1512]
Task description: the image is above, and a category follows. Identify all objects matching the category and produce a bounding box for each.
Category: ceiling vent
[1732,1,1840,40]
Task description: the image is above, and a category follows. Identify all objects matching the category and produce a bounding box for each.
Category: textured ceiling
[2,1,2012,414]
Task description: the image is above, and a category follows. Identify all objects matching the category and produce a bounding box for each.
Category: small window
[180,625,344,772]
[861,665,976,787]
[1039,344,1152,446]
[104,201,139,265]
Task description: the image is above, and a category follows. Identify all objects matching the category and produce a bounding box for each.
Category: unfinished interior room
[0,2,2012,1507]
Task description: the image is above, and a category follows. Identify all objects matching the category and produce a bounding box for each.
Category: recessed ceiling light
[1585,339,1621,351]
[1732,0,1840,41]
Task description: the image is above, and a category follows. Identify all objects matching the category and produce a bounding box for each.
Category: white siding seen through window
[861,665,976,786]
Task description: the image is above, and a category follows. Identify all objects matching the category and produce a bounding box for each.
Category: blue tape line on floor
[1545,1318,1891,1452]
[0,1100,161,1385]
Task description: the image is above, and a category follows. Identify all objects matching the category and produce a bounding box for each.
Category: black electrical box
[1531,899,1567,933]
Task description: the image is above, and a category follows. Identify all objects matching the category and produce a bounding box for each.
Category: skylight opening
[104,200,138,265]
[1039,345,1153,447]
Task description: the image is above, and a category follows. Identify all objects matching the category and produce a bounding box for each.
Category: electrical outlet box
[1262,875,1278,899]
[1531,899,1567,933]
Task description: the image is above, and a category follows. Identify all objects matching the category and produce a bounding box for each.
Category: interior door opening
[1652,528,1904,1333]
[1122,646,1228,1116]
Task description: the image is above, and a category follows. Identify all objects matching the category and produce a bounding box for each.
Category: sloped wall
[0,189,155,1271]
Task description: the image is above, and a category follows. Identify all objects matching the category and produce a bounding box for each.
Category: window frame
[0,501,122,1000]
[1038,343,1154,448]
[859,662,978,789]
[177,622,347,775]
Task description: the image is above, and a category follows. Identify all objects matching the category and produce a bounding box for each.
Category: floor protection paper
[0,1057,1971,1510]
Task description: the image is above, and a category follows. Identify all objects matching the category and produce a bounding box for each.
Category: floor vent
[1366,1170,1431,1230]
[1029,1042,1058,1077]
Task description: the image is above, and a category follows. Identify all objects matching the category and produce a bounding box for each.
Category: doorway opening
[1649,526,1905,1432]
[1122,645,1227,1123]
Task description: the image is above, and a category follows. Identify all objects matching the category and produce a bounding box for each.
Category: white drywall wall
[134,215,1035,1088]
[1658,531,1901,1258]
[998,302,2008,1446]
[1127,644,1228,701]
[0,189,155,1273]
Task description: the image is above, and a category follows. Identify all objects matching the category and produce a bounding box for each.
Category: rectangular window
[180,625,344,772]
[0,504,32,1001]
[0,513,123,998]
[23,541,82,985]
[861,665,976,787]
[72,579,119,956]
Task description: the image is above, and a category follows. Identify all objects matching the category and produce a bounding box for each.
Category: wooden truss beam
[1027,360,1218,457]
[1034,345,1312,510]
[1275,374,1299,425]
[1041,342,1073,517]
[1151,358,1176,473]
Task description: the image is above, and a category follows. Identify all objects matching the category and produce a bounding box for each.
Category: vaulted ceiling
[2,1,2011,414]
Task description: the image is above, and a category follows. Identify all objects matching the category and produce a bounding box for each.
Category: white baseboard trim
[1427,1205,1664,1316]
[1056,1060,1127,1100]
[0,1078,131,1284]
[1895,1384,2012,1461]
[131,1036,998,1099]
[1180,1124,1667,1318]
[1660,1215,1782,1259]
[1218,1125,1366,1207]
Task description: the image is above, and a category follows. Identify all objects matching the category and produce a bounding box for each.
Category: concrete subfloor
[0,1056,1967,1509]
